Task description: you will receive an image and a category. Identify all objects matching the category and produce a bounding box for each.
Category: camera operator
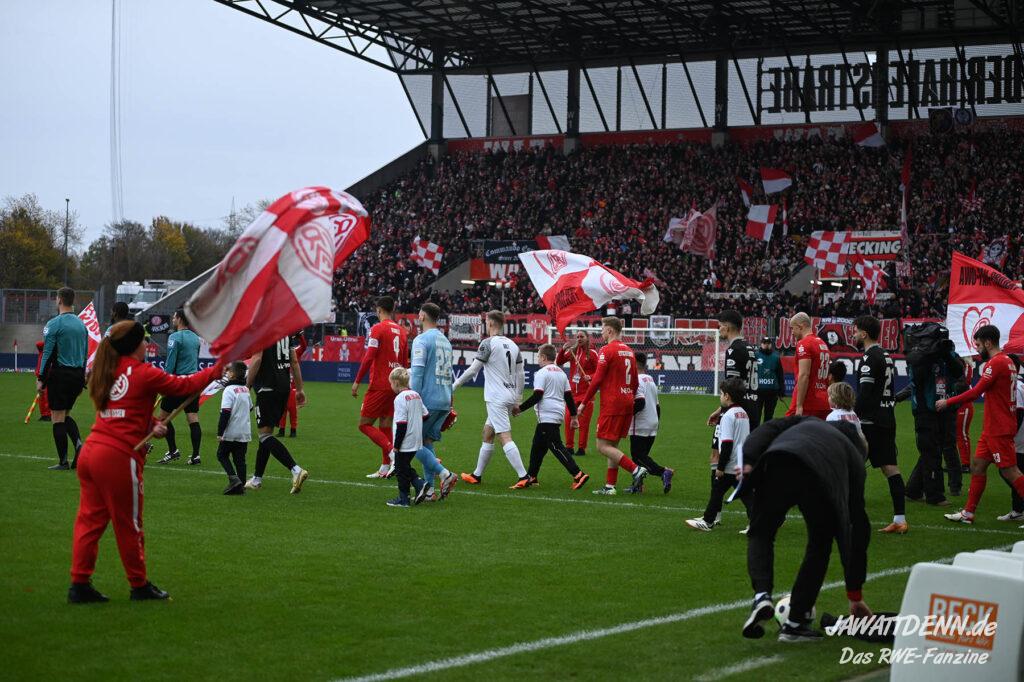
[896,323,965,504]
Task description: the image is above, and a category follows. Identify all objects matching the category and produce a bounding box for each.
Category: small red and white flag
[411,237,444,275]
[804,230,851,276]
[536,234,570,251]
[737,177,753,207]
[852,121,885,148]
[852,258,886,304]
[960,179,984,212]
[78,302,102,370]
[663,211,697,247]
[760,168,792,194]
[186,187,370,362]
[745,204,779,242]
[517,250,660,333]
[946,251,1024,356]
[678,202,719,260]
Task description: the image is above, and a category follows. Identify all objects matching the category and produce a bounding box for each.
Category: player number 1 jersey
[476,335,523,405]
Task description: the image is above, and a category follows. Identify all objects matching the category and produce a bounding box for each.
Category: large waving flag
[79,302,102,370]
[186,187,370,361]
[518,250,660,333]
[946,251,1024,356]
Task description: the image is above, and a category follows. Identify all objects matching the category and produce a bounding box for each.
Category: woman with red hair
[68,320,222,603]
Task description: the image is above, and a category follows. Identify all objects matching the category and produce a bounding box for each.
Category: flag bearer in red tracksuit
[67,321,223,603]
[277,333,308,437]
[556,331,598,457]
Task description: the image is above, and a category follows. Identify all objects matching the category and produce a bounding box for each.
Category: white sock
[252,476,262,484]
[474,443,494,477]
[291,465,302,475]
[503,441,527,478]
[893,514,906,524]
[440,468,451,479]
[754,591,769,602]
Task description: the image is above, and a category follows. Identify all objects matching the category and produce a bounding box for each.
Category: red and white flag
[536,235,570,251]
[517,250,660,333]
[852,258,885,304]
[760,167,792,194]
[978,235,1010,269]
[946,251,1024,356]
[411,237,444,274]
[745,204,779,242]
[663,211,697,247]
[78,302,102,370]
[852,121,885,147]
[678,202,718,259]
[960,179,984,212]
[186,187,370,362]
[804,230,851,276]
[737,177,753,207]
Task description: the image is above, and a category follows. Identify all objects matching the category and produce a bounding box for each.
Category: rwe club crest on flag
[945,251,1024,356]
[78,302,102,370]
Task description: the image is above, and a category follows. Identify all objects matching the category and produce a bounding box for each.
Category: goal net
[548,325,722,396]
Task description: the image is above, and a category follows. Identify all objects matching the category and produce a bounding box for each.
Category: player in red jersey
[937,325,1024,524]
[67,321,223,603]
[579,317,649,495]
[956,360,975,472]
[556,330,598,457]
[785,313,831,419]
[352,296,409,478]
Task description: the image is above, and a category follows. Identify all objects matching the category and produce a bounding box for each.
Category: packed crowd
[333,126,1024,320]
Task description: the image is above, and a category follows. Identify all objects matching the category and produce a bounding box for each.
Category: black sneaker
[48,461,69,470]
[223,476,244,495]
[779,621,824,642]
[186,455,201,466]
[413,481,431,505]
[130,582,170,601]
[742,595,775,639]
[39,415,52,422]
[68,582,109,604]
[575,448,586,458]
[289,429,296,438]
[277,428,285,437]
[157,450,180,464]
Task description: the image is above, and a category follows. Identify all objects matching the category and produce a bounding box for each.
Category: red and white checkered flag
[852,258,885,304]
[411,237,444,275]
[804,230,851,276]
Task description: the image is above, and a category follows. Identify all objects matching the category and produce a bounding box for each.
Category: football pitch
[1,372,1019,681]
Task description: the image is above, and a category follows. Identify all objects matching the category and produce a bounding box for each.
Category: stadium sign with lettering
[758,53,1024,115]
[482,236,570,264]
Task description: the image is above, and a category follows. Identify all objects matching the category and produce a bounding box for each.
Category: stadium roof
[215,0,1017,73]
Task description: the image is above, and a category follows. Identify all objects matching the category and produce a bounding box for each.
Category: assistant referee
[38,287,88,470]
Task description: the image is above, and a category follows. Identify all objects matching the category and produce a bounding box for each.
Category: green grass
[0,372,1018,681]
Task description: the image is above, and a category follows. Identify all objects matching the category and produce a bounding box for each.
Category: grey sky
[1,0,423,246]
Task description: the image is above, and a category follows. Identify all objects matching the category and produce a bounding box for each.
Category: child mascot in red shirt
[67,321,222,603]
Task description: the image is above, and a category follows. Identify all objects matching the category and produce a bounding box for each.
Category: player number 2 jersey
[587,340,638,415]
[476,335,523,405]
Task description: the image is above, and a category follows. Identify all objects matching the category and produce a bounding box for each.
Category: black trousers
[747,453,838,623]
[395,451,421,499]
[907,411,958,502]
[527,423,580,478]
[630,435,665,476]
[703,472,750,524]
[216,440,248,480]
[754,390,779,426]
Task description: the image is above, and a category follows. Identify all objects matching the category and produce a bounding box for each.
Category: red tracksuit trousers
[565,398,594,450]
[70,442,148,588]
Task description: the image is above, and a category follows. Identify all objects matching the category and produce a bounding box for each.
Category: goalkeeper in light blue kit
[409,302,458,499]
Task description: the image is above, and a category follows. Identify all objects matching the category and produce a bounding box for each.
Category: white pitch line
[333,545,1015,682]
[692,654,785,682]
[3,453,1021,537]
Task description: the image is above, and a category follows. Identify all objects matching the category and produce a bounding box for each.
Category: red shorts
[975,433,1018,469]
[785,403,831,420]
[360,388,395,419]
[597,413,631,441]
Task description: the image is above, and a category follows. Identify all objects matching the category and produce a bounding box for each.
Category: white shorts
[484,402,515,434]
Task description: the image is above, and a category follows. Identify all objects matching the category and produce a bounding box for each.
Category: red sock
[1011,475,1024,499]
[358,424,392,464]
[373,427,394,463]
[965,474,987,514]
[618,456,638,474]
[606,468,618,486]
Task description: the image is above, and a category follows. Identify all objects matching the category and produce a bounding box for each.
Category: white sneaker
[996,510,1024,522]
[290,468,308,494]
[384,463,396,478]
[685,517,713,532]
[439,471,458,499]
[244,477,262,490]
[593,486,617,496]
[366,468,389,479]
[944,510,974,525]
[739,526,750,535]
[714,513,722,526]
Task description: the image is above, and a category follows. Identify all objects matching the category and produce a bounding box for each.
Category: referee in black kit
[740,417,873,642]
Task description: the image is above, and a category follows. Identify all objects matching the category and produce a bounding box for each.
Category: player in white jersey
[627,352,674,494]
[687,378,752,532]
[453,310,528,487]
[512,344,590,490]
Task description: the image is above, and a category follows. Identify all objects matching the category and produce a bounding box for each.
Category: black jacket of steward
[743,416,871,594]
